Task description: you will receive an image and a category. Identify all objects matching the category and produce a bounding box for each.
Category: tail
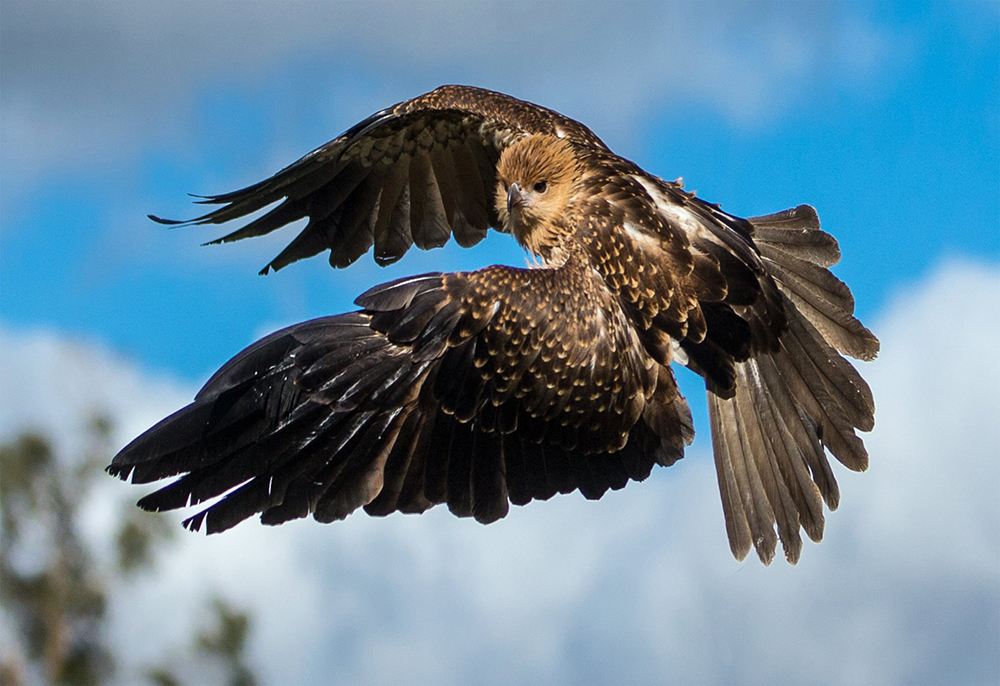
[708,206,879,564]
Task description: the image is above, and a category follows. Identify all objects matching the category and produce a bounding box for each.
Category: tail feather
[765,252,879,362]
[754,354,834,517]
[741,360,825,544]
[759,247,855,312]
[754,207,879,363]
[709,393,779,564]
[746,205,841,267]
[709,399,753,561]
[707,206,878,564]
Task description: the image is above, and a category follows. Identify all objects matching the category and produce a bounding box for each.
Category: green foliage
[145,667,182,686]
[144,597,258,686]
[0,432,53,543]
[197,599,251,663]
[0,426,113,685]
[196,600,257,686]
[0,420,259,686]
[115,509,174,576]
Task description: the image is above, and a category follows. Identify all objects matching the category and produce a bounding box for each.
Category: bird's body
[110,86,878,564]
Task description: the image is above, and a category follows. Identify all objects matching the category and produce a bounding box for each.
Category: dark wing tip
[105,462,132,480]
[148,213,189,226]
[188,192,218,203]
[183,511,207,533]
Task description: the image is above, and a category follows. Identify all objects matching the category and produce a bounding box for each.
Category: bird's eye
[533,181,548,194]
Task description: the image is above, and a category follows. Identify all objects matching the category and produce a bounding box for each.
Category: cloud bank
[2,258,997,684]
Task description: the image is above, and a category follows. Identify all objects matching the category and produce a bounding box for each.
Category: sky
[1,1,998,684]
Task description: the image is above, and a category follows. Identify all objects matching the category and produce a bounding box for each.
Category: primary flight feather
[110,85,879,565]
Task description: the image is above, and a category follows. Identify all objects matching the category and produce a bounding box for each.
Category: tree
[0,419,257,686]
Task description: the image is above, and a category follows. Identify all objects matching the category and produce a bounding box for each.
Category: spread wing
[646,194,878,564]
[153,85,608,274]
[108,264,692,533]
[575,155,879,564]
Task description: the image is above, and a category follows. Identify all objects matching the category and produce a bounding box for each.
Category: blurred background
[1,1,997,684]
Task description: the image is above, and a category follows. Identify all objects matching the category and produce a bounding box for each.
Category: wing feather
[109,260,685,533]
[152,85,608,273]
[470,428,510,523]
[371,161,412,266]
[408,151,452,250]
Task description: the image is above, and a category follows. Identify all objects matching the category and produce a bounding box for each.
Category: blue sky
[1,2,998,684]
[2,1,996,381]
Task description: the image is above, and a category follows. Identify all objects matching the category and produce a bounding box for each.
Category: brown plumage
[110,85,879,564]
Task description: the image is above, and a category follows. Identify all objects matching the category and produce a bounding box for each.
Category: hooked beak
[506,182,523,216]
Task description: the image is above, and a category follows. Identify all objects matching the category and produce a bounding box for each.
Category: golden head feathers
[495,135,581,258]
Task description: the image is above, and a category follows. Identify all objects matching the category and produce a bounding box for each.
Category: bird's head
[496,135,580,258]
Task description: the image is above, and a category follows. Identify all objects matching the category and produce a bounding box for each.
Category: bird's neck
[515,217,575,266]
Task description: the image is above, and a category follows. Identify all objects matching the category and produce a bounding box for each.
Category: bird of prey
[108,85,879,565]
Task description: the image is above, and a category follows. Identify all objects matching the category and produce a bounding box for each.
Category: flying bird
[108,85,879,565]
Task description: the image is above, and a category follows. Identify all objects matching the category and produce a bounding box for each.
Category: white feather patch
[671,340,689,366]
[623,220,662,251]
[630,175,706,239]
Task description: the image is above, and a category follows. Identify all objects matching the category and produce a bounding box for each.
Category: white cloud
[0,328,194,457]
[1,0,902,191]
[1,258,997,685]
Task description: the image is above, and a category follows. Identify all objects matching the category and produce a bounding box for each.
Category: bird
[108,85,879,565]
